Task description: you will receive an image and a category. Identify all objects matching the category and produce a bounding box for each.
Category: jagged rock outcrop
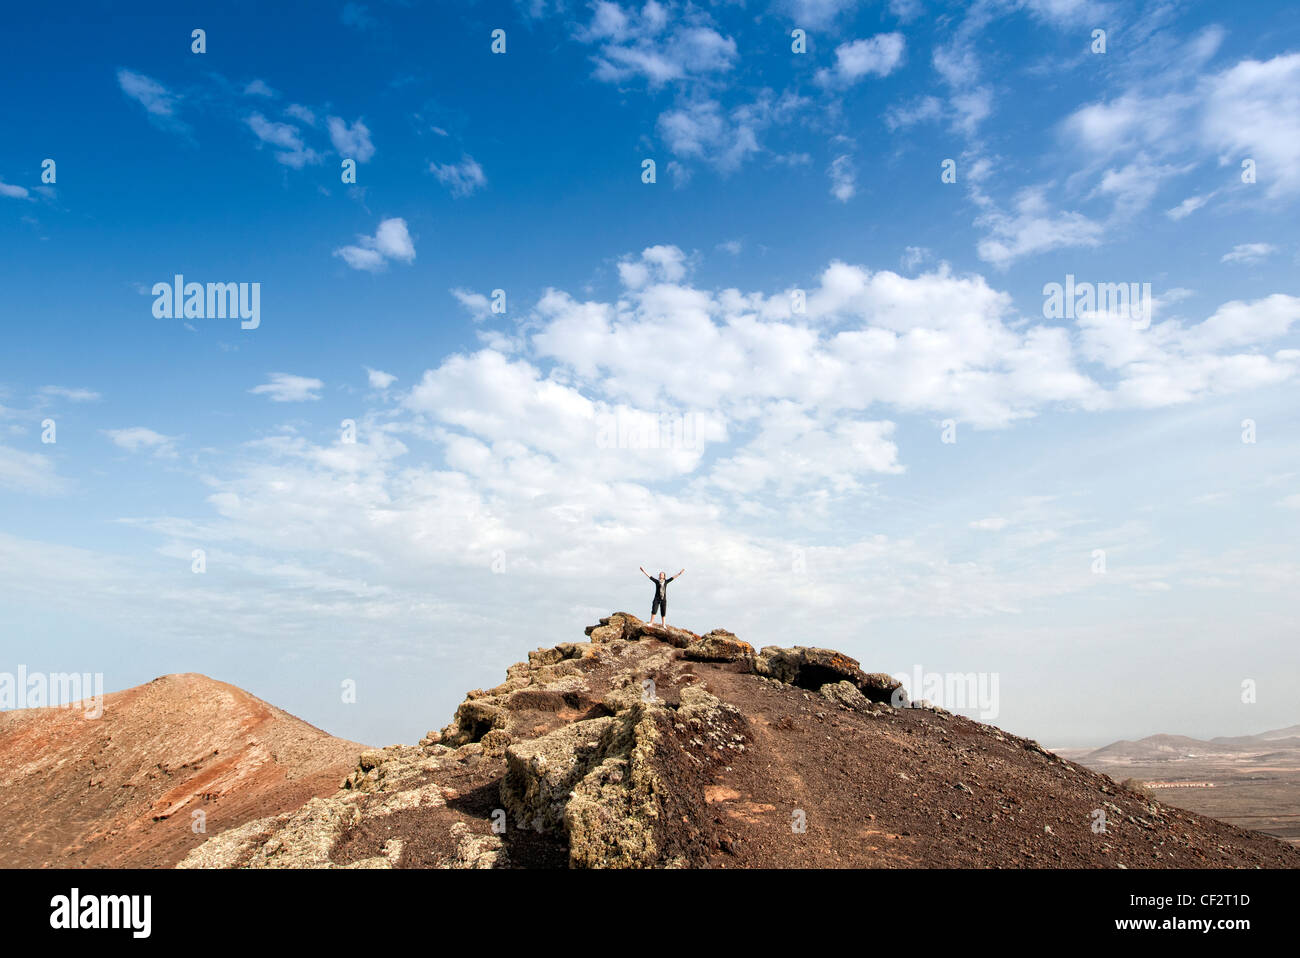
[177,613,1300,870]
[753,645,902,702]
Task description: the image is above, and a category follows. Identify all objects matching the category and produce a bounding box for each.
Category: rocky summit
[179,613,1300,869]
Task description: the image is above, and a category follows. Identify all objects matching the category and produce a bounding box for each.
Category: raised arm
[675,569,685,578]
[639,566,653,580]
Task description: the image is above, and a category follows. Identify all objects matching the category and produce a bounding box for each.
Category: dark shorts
[651,595,666,616]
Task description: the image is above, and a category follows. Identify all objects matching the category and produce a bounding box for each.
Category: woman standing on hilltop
[639,567,684,627]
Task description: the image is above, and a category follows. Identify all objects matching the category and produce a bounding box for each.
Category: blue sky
[2,0,1298,747]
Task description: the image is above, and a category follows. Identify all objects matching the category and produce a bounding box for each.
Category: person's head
[658,571,666,581]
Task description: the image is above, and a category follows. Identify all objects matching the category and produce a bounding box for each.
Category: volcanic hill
[0,673,364,867]
[178,614,1300,869]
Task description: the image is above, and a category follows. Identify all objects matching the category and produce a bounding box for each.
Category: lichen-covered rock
[439,698,509,747]
[819,680,873,711]
[445,822,506,869]
[565,706,665,868]
[684,629,754,662]
[501,716,620,833]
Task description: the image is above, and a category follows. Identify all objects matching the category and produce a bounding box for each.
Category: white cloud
[334,217,416,271]
[900,246,930,271]
[1220,243,1277,265]
[1091,156,1193,213]
[0,446,71,494]
[580,2,737,89]
[249,374,325,402]
[285,103,317,126]
[655,93,802,173]
[244,79,276,97]
[828,154,856,202]
[885,95,944,131]
[816,33,906,87]
[102,427,179,457]
[366,368,397,390]
[530,247,1300,430]
[430,155,487,197]
[975,186,1105,269]
[117,69,180,118]
[617,245,689,289]
[335,246,386,272]
[782,0,860,29]
[246,113,321,168]
[0,179,29,200]
[372,219,415,260]
[1201,53,1300,199]
[39,386,101,402]
[451,288,494,321]
[327,116,375,162]
[1165,191,1216,221]
[889,0,922,21]
[1065,51,1300,201]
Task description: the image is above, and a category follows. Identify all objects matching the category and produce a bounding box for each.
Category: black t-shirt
[652,576,674,600]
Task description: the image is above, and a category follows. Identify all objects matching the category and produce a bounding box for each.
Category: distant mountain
[0,673,364,867]
[1079,727,1300,765]
[1211,724,1300,746]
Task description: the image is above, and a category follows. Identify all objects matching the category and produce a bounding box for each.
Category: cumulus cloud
[617,245,689,288]
[579,1,737,89]
[531,246,1299,429]
[366,367,397,390]
[816,33,906,87]
[249,374,325,402]
[334,217,416,272]
[327,116,375,162]
[656,90,804,174]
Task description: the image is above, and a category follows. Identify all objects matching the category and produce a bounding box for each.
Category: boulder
[818,680,873,711]
[684,629,754,662]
